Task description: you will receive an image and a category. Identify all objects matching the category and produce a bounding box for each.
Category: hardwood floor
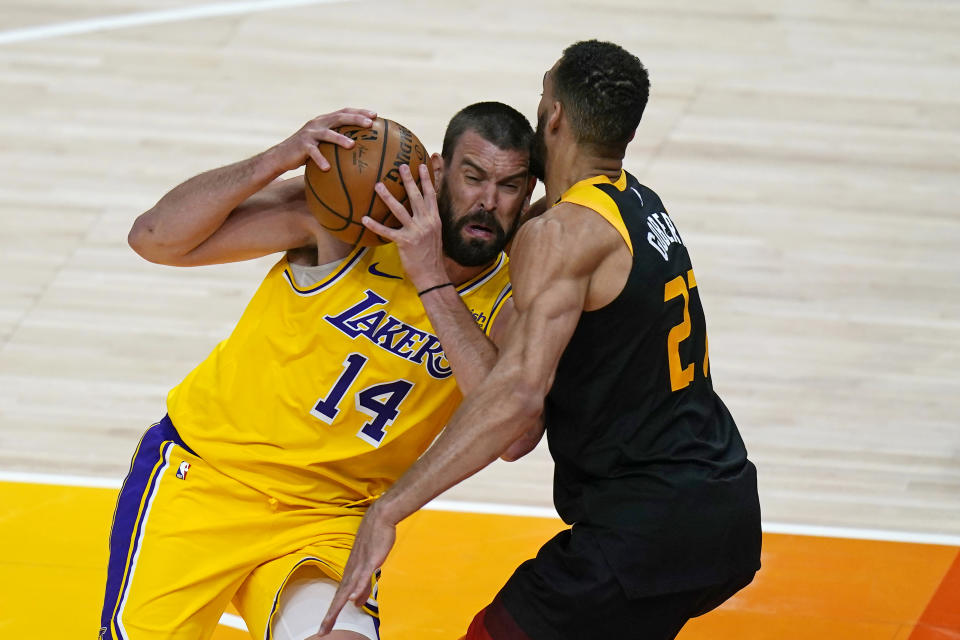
[0,0,958,536]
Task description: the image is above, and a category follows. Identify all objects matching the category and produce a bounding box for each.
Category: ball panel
[304,160,352,231]
[332,142,355,221]
[303,117,429,247]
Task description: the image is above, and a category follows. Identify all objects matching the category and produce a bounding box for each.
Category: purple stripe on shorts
[99,415,190,639]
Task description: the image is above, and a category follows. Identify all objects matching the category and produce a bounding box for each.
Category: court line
[2,469,959,547]
[0,0,353,45]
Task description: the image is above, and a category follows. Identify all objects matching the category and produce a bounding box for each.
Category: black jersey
[544,170,761,597]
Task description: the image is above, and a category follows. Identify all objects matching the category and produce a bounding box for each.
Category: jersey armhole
[483,283,513,336]
[559,185,634,256]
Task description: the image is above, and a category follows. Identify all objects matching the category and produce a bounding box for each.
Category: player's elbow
[500,434,539,462]
[128,211,184,265]
[499,450,524,463]
[505,376,545,430]
[497,389,543,463]
[128,213,159,258]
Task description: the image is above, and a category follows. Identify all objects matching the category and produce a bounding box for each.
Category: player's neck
[545,145,623,205]
[443,255,495,288]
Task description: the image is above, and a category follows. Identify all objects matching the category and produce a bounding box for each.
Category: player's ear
[547,100,563,133]
[430,152,444,187]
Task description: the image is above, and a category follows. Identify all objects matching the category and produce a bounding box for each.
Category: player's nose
[477,182,497,212]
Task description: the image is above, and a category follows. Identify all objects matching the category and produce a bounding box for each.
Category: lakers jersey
[166,242,512,508]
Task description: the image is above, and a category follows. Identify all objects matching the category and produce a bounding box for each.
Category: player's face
[437,130,531,267]
[530,112,547,182]
[529,64,557,182]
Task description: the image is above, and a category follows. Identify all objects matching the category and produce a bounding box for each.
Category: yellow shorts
[99,417,379,640]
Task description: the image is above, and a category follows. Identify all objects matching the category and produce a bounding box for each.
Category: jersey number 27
[664,269,710,392]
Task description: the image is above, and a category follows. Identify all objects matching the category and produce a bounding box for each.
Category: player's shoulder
[542,201,624,250]
[510,203,621,279]
[518,201,590,238]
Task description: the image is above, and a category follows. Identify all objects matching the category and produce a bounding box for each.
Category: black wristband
[417,282,455,297]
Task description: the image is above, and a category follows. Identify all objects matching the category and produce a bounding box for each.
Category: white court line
[427,498,559,520]
[2,469,959,548]
[0,0,353,45]
[427,498,960,547]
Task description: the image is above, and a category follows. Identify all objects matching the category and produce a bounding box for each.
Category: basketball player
[99,102,537,640]
[321,41,762,640]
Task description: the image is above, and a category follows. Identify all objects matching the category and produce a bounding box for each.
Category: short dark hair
[441,101,533,163]
[553,40,650,155]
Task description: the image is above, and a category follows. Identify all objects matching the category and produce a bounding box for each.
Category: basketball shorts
[98,416,380,640]
[463,526,755,640]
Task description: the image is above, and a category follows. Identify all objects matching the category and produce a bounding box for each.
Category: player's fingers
[374,183,413,225]
[361,216,401,241]
[399,164,426,214]
[418,162,436,195]
[334,113,375,129]
[316,128,357,150]
[348,579,373,608]
[418,163,439,214]
[338,107,378,119]
[307,146,330,172]
[324,111,376,135]
[317,584,353,637]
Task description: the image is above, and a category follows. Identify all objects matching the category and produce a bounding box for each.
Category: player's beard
[437,180,509,267]
[529,112,547,182]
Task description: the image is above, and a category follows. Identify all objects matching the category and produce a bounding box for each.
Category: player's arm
[127,108,376,267]
[363,163,501,394]
[505,195,547,255]
[316,206,610,636]
[369,210,595,507]
[487,297,545,461]
[365,163,543,456]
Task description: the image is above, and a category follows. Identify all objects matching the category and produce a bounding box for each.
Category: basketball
[304,117,430,246]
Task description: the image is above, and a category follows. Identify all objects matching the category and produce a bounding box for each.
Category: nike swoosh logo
[368,262,403,280]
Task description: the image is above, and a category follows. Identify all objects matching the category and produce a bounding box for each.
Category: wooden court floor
[1,0,958,535]
[1,1,959,639]
[2,478,959,639]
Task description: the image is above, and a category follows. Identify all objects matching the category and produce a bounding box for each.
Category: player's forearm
[418,284,498,394]
[376,365,541,525]
[128,149,285,261]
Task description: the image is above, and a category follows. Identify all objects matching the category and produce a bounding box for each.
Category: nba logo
[176,461,190,480]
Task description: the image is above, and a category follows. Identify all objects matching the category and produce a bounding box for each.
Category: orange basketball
[304,117,430,246]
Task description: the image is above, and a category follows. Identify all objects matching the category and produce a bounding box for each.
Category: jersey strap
[481,283,513,335]
[557,170,633,255]
[456,251,508,295]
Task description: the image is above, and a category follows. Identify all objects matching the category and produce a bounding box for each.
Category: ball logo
[341,126,379,143]
[383,126,425,184]
[176,461,191,480]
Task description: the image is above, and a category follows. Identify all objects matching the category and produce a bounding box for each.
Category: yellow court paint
[1,480,957,639]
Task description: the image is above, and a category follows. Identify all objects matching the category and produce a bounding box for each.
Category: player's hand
[364,163,447,290]
[311,502,397,638]
[269,108,377,173]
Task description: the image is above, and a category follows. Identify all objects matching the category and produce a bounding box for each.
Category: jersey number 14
[310,353,414,447]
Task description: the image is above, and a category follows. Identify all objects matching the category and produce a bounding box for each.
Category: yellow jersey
[166,243,512,508]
